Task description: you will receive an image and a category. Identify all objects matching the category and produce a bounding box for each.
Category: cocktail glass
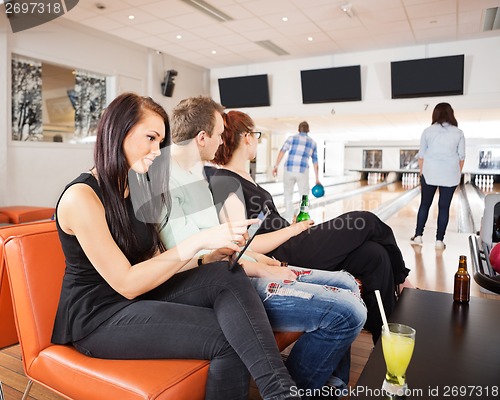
[381,323,416,396]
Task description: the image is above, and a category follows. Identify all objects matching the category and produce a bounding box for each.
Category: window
[11,55,107,143]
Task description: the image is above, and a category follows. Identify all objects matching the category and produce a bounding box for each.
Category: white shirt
[160,161,256,263]
[419,122,465,187]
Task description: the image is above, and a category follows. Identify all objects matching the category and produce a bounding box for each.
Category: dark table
[352,288,500,399]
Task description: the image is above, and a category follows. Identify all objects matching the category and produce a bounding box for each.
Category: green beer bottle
[296,195,310,222]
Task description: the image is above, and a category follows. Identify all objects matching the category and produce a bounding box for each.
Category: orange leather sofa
[1,221,58,349]
[3,222,301,399]
[0,206,55,224]
[0,212,9,224]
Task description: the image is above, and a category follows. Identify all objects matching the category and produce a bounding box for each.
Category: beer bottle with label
[296,195,310,222]
[453,255,470,303]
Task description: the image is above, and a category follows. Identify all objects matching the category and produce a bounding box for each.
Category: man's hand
[202,248,233,264]
[257,264,297,281]
[247,251,280,266]
[244,262,297,281]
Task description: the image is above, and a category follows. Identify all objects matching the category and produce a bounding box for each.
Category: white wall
[210,36,500,180]
[3,16,499,207]
[0,15,8,206]
[210,36,500,128]
[0,15,209,207]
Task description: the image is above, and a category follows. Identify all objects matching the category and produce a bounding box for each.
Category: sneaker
[410,235,423,245]
[435,240,446,250]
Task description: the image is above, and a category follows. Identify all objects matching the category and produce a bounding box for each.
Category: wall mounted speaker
[161,69,178,97]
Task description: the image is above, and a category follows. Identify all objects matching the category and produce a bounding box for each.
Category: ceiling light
[179,0,233,22]
[282,17,288,22]
[255,40,289,56]
[128,15,135,20]
[176,35,182,39]
[307,37,313,41]
[340,3,355,18]
[211,50,217,54]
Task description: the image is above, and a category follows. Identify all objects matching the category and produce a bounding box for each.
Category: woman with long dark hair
[410,102,465,250]
[51,93,299,400]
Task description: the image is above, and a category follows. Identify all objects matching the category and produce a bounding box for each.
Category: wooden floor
[1,180,498,399]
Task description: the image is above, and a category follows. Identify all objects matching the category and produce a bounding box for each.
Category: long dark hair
[94,93,170,262]
[432,102,458,127]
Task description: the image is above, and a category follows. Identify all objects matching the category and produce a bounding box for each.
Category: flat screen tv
[300,65,361,104]
[391,55,464,99]
[218,74,270,108]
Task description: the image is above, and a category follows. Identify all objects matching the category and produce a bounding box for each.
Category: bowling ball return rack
[469,193,500,295]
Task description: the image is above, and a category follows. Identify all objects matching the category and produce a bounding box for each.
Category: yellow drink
[381,323,416,395]
[382,333,415,383]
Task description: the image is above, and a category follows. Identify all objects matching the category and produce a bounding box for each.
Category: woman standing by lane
[411,102,465,250]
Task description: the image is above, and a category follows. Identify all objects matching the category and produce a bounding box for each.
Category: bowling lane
[269,178,367,211]
[475,182,500,197]
[308,181,411,222]
[384,187,499,300]
[303,177,499,300]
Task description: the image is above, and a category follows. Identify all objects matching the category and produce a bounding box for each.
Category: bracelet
[197,254,205,266]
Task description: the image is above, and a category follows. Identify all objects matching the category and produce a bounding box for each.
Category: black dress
[52,173,152,344]
[208,167,410,341]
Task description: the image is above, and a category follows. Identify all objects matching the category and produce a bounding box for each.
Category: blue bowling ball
[311,184,325,198]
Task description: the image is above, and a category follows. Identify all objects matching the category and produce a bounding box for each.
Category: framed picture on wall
[479,149,500,170]
[363,149,382,169]
[400,149,419,170]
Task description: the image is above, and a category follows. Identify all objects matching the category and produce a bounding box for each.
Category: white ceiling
[61,0,500,140]
[63,0,500,69]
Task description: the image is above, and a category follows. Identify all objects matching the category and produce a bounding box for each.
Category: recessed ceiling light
[282,17,288,22]
[307,37,313,41]
[128,15,135,20]
[211,50,217,54]
[176,35,182,39]
[340,3,355,18]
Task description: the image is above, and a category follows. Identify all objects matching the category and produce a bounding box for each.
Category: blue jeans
[251,267,367,392]
[415,175,457,241]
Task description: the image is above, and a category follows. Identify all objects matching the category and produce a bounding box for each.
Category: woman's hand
[289,220,314,237]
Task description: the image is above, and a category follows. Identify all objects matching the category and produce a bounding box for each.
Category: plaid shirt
[281,132,318,173]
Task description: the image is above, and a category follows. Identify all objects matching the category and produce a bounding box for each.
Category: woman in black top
[210,110,411,342]
[51,93,299,400]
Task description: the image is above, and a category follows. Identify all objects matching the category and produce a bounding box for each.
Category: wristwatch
[197,254,206,266]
